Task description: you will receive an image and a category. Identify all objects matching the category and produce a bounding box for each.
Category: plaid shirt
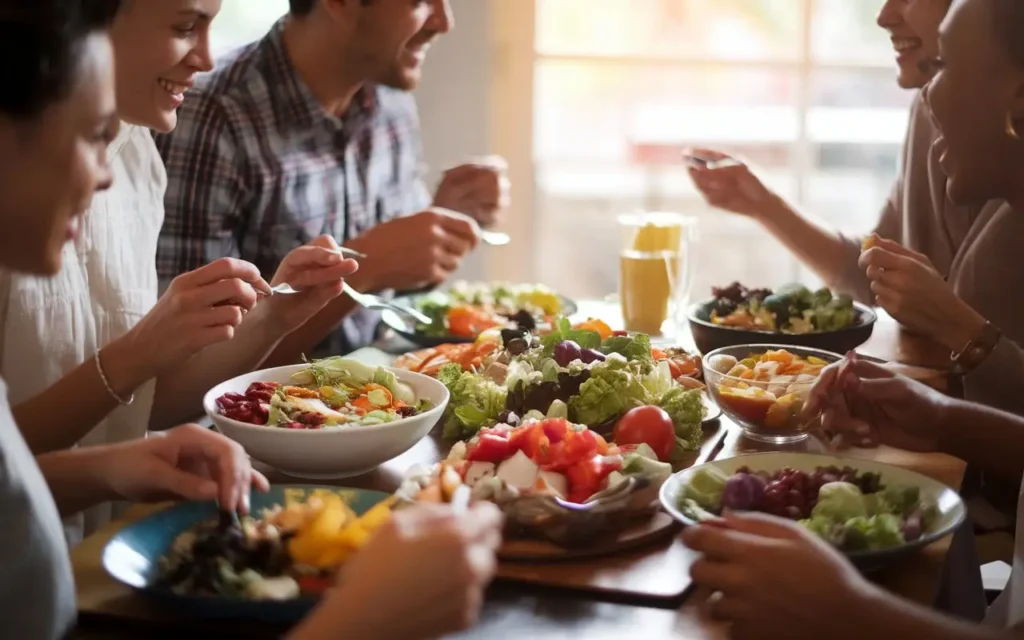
[154,19,431,353]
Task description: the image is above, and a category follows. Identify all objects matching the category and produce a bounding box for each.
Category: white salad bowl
[203,364,449,479]
[660,451,966,570]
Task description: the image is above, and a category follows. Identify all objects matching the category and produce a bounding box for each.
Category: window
[500,0,913,306]
[209,0,289,57]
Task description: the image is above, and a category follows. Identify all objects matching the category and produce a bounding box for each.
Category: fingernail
[242,493,251,514]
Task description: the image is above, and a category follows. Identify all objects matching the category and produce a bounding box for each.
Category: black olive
[509,309,537,331]
[506,337,529,356]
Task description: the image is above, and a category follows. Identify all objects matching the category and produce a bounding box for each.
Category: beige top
[833,92,1024,416]
[0,123,164,544]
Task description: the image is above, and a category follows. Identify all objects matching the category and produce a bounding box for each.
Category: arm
[940,393,1024,481]
[149,304,286,429]
[853,588,1012,640]
[13,336,153,455]
[36,446,118,517]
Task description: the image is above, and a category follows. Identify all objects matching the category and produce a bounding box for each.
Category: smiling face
[876,0,952,88]
[340,0,453,90]
[109,0,221,132]
[923,0,1024,204]
[0,33,117,275]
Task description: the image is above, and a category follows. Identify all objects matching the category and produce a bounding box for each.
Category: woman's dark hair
[0,0,121,119]
[996,0,1024,68]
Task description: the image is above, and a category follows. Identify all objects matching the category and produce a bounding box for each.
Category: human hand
[258,235,359,332]
[433,156,511,228]
[860,237,986,350]
[684,147,785,220]
[110,258,271,390]
[102,423,269,513]
[346,209,480,292]
[300,503,504,640]
[805,353,950,452]
[683,512,877,640]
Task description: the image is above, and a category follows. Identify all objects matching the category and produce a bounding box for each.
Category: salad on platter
[414,281,572,339]
[399,418,673,506]
[157,491,394,600]
[430,317,708,463]
[214,358,433,429]
[678,464,938,552]
[709,281,857,334]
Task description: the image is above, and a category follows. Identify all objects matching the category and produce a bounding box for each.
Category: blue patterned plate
[102,485,390,622]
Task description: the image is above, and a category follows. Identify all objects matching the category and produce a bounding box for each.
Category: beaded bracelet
[94,350,134,406]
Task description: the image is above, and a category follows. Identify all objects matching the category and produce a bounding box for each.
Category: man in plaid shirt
[155,0,509,358]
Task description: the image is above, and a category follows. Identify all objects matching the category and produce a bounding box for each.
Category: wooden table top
[72,306,967,639]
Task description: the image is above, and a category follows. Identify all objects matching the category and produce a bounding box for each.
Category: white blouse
[0,122,165,544]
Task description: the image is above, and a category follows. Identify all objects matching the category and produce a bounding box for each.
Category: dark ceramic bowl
[687,298,876,356]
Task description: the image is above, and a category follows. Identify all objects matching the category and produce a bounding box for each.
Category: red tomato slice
[612,405,676,462]
[467,433,514,463]
[509,424,550,462]
[565,455,623,503]
[540,418,571,443]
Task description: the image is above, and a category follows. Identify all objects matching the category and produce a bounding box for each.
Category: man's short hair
[289,0,316,17]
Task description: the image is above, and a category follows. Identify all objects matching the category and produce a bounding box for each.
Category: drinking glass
[618,212,698,337]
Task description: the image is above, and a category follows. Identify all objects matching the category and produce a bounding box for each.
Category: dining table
[70,304,970,639]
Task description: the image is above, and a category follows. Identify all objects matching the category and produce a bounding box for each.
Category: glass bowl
[702,344,842,444]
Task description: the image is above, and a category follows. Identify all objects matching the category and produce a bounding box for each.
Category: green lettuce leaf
[437,364,507,440]
[658,386,707,452]
[600,333,653,363]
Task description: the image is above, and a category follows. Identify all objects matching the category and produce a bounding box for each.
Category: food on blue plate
[414,281,571,338]
[424,317,707,463]
[214,357,432,429]
[677,465,938,552]
[709,281,856,334]
[157,492,394,599]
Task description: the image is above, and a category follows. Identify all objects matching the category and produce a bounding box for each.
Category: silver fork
[342,282,432,324]
[269,282,432,324]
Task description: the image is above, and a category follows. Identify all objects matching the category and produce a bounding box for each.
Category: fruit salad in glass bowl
[702,345,841,444]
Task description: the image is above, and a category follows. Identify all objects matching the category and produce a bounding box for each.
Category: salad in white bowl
[204,359,448,479]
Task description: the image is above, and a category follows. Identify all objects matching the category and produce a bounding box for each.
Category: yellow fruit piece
[763,402,792,431]
[355,500,394,532]
[806,356,827,366]
[315,545,352,568]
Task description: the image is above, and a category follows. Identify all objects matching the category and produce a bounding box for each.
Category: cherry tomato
[467,433,513,463]
[612,405,676,462]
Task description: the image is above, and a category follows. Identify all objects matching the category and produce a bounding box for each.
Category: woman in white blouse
[0,0,358,542]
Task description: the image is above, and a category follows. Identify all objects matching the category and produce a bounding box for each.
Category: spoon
[681,153,743,170]
[479,229,511,246]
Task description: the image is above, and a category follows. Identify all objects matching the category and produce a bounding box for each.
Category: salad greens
[676,464,938,553]
[437,364,508,440]
[435,321,707,460]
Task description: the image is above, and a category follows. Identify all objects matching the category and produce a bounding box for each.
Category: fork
[269,282,432,324]
[342,282,432,324]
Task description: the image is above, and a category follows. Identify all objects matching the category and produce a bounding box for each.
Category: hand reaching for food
[345,209,481,293]
[684,147,785,220]
[805,354,950,451]
[105,258,272,392]
[258,234,359,332]
[434,156,511,228]
[683,511,877,639]
[858,240,987,350]
[293,502,504,640]
[101,423,270,512]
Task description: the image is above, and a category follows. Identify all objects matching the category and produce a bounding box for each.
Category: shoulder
[904,91,939,153]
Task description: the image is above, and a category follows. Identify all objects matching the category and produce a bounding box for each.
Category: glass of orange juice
[618,212,697,336]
